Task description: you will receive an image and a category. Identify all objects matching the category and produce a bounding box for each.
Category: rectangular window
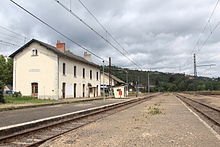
[83,68,85,78]
[74,66,76,77]
[96,72,98,80]
[63,63,66,75]
[90,70,92,80]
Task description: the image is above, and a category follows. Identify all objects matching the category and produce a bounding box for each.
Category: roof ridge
[9,39,99,68]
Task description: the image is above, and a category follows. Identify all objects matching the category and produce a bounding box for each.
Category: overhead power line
[194,0,220,53]
[0,31,25,41]
[10,0,106,62]
[197,20,220,53]
[197,64,216,67]
[182,0,220,70]
[54,0,142,70]
[0,25,28,39]
[0,40,20,47]
[78,0,130,55]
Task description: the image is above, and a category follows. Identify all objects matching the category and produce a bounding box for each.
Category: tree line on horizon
[1,55,220,103]
[103,66,220,92]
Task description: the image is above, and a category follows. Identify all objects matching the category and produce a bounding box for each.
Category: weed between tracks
[148,103,162,115]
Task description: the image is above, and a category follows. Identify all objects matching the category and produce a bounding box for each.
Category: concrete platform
[42,93,220,147]
[0,99,125,127]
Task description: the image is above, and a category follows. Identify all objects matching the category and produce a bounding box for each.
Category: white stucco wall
[13,41,101,99]
[101,73,115,86]
[58,57,101,98]
[13,42,58,99]
[113,86,125,98]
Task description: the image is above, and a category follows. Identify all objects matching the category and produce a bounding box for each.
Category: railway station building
[10,39,101,99]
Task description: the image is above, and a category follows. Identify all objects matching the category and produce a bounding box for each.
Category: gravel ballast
[41,93,220,147]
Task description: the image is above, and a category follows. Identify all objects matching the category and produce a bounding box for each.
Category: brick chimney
[56,40,65,52]
[83,52,92,62]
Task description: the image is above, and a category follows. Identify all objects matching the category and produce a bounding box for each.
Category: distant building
[185,74,194,79]
[100,72,125,87]
[113,85,126,98]
[4,84,12,91]
[4,56,9,62]
[100,72,126,97]
[10,39,101,99]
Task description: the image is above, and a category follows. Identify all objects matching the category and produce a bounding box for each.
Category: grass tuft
[148,107,162,115]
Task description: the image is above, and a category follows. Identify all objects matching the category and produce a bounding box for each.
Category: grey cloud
[0,0,220,77]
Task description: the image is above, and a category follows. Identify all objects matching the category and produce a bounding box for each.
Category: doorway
[93,87,95,97]
[82,84,85,97]
[31,83,38,97]
[74,83,77,98]
[62,82,66,98]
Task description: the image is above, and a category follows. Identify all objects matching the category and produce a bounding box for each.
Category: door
[96,85,98,97]
[93,88,95,97]
[82,84,85,97]
[62,82,66,98]
[31,83,38,97]
[74,83,76,98]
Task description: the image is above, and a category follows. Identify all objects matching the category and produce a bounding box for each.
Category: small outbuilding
[113,85,126,98]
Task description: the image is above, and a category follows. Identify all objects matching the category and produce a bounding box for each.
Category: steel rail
[175,93,220,127]
[0,94,159,146]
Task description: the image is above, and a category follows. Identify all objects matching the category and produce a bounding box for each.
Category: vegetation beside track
[3,96,57,104]
[184,91,220,95]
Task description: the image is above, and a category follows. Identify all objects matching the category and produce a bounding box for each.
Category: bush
[0,81,5,103]
[12,91,22,97]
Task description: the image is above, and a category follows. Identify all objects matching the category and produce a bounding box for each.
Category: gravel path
[41,93,220,147]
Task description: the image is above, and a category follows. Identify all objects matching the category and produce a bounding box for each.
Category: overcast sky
[0,0,220,77]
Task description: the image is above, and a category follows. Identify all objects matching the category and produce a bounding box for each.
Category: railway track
[0,94,158,146]
[176,93,220,127]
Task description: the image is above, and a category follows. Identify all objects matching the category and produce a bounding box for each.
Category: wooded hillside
[103,66,220,92]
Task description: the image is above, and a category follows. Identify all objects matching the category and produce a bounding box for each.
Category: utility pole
[109,57,112,96]
[125,70,128,97]
[147,71,150,94]
[136,81,138,97]
[102,60,105,100]
[194,53,197,77]
[109,57,112,86]
[136,76,139,97]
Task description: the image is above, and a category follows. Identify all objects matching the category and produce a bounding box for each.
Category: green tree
[0,55,13,85]
[0,81,4,103]
[168,76,175,83]
[0,56,7,83]
[5,58,13,85]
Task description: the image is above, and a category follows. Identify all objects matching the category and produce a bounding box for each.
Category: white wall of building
[58,57,100,98]
[13,42,58,99]
[13,41,101,99]
[100,73,115,86]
